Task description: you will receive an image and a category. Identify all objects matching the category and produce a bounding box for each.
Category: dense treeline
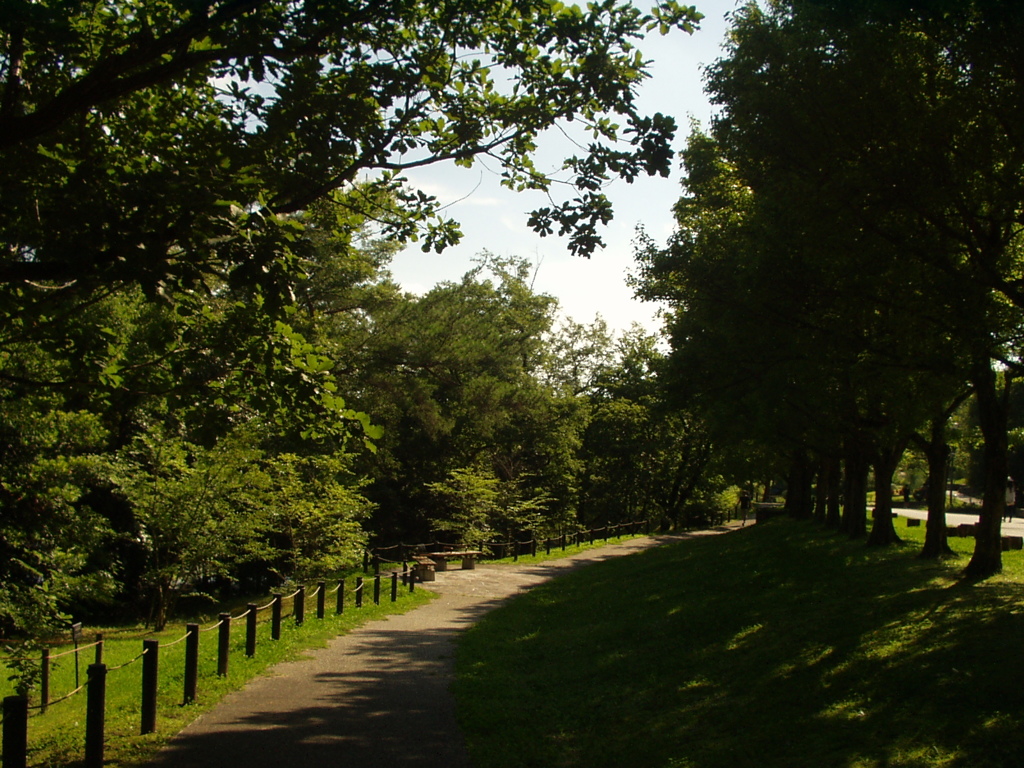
[0,239,728,637]
[635,0,1024,577]
[0,0,720,639]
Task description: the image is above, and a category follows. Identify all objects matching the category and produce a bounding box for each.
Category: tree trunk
[867,439,906,546]
[784,451,814,520]
[841,444,869,539]
[920,416,955,559]
[965,358,1006,579]
[813,456,830,524]
[825,455,842,529]
[152,581,172,633]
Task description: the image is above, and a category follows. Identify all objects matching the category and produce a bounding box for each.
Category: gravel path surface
[145,524,742,767]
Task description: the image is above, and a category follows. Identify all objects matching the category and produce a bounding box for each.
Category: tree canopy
[634,0,1024,575]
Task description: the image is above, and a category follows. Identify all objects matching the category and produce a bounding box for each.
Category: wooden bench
[425,550,484,571]
[411,555,436,582]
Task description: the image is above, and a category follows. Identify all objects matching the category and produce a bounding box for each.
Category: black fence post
[95,633,104,664]
[218,613,231,677]
[184,623,199,705]
[2,695,28,768]
[562,534,567,551]
[246,604,257,658]
[363,550,369,573]
[355,577,364,608]
[336,579,345,614]
[40,648,50,714]
[545,538,551,555]
[141,640,159,735]
[295,585,305,626]
[373,574,381,605]
[531,539,537,557]
[317,581,326,619]
[271,594,282,640]
[85,663,107,768]
[391,572,398,602]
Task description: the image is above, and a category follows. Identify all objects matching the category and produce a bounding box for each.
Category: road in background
[894,507,1024,537]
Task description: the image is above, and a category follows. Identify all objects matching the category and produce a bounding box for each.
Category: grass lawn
[454,518,1024,768]
[2,578,433,767]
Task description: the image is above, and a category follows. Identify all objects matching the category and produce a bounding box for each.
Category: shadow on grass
[455,520,1024,768]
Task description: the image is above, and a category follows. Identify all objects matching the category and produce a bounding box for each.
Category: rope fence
[2,519,652,768]
[364,520,650,569]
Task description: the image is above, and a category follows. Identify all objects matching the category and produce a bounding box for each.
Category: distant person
[1006,480,1016,523]
[739,489,752,525]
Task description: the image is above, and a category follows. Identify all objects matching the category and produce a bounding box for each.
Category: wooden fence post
[217,613,231,677]
[295,585,305,626]
[2,695,28,768]
[141,640,159,735]
[391,572,398,602]
[85,663,107,768]
[184,623,199,704]
[271,594,282,640]
[373,574,381,605]
[336,579,345,614]
[95,633,104,664]
[355,577,364,608]
[317,581,326,619]
[245,604,257,658]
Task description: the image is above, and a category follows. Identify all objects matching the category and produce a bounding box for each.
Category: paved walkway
[894,507,1024,537]
[145,525,743,767]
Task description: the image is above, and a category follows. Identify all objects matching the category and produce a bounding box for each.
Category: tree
[579,328,719,529]
[701,0,1024,575]
[333,254,585,542]
[427,465,549,548]
[115,425,272,630]
[635,2,1018,569]
[1,0,702,303]
[262,453,370,581]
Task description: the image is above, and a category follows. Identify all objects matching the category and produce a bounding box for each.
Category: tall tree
[1,0,701,301]
[702,0,1024,576]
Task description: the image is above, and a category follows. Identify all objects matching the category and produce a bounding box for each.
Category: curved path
[145,524,742,768]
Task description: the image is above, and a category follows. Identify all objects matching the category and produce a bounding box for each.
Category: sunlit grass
[455,517,1024,768]
[2,580,433,767]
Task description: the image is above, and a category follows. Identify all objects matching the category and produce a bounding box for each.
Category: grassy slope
[454,520,1024,768]
[2,582,433,767]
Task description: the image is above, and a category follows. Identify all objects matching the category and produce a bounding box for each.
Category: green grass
[2,578,433,767]
[454,518,1024,768]
[483,531,654,567]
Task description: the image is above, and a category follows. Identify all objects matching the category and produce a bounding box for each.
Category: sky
[387,1,744,336]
